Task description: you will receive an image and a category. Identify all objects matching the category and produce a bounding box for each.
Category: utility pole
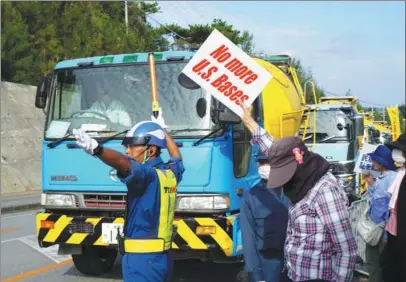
[125,1,128,34]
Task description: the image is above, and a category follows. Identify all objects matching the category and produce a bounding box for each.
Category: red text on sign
[209,44,259,85]
[192,59,218,80]
[211,74,249,105]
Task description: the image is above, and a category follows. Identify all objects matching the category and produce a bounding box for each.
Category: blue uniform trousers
[248,252,285,282]
[122,251,173,282]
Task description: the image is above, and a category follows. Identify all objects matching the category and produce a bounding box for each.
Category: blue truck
[300,96,365,199]
[34,51,305,276]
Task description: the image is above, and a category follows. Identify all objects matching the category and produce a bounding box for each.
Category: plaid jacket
[251,126,357,282]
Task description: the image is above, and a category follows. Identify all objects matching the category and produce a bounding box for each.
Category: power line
[146,14,188,41]
[323,90,389,107]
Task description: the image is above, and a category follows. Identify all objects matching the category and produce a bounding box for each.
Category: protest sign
[182,29,273,117]
[354,143,379,176]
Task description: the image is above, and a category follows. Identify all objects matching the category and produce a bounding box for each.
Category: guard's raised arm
[72,129,131,176]
[151,107,182,159]
[239,101,275,157]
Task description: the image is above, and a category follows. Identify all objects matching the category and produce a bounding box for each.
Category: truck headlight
[176,195,229,212]
[41,193,76,207]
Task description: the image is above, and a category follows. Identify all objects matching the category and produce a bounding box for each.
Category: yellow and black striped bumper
[36,213,235,256]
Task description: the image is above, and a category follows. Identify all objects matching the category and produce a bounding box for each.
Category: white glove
[72,128,98,155]
[151,107,168,129]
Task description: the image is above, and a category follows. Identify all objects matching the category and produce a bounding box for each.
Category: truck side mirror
[353,114,364,137]
[35,79,48,109]
[178,73,201,90]
[211,99,241,125]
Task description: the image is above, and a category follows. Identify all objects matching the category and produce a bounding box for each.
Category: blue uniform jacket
[240,179,290,282]
[117,156,184,282]
[118,156,185,239]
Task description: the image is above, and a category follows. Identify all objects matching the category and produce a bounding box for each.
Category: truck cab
[300,96,365,198]
[34,50,305,276]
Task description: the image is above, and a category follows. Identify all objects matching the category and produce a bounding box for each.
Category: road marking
[2,259,72,282]
[1,212,36,220]
[0,227,21,234]
[1,234,35,244]
[20,236,71,263]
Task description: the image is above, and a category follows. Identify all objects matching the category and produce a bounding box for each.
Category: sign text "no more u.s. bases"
[182,29,273,117]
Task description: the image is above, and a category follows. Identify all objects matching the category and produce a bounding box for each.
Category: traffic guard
[73,111,184,282]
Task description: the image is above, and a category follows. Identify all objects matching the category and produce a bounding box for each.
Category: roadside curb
[1,202,41,215]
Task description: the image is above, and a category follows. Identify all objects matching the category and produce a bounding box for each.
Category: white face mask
[258,165,271,179]
[392,149,406,164]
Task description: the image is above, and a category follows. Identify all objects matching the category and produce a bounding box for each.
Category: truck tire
[72,246,117,276]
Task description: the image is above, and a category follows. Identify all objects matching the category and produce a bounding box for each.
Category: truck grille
[83,194,126,208]
[68,221,94,234]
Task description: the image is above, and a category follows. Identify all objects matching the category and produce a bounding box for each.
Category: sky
[148,1,405,107]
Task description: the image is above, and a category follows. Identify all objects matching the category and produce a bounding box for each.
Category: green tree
[159,19,255,54]
[1,1,168,85]
[1,2,33,83]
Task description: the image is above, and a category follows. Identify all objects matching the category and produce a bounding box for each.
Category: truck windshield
[303,110,354,143]
[44,61,214,139]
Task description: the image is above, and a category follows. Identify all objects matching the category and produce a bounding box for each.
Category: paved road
[1,209,367,282]
[1,210,245,282]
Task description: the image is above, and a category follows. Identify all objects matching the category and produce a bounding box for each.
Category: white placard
[182,29,273,117]
[354,143,379,175]
[80,124,107,137]
[80,123,107,132]
[45,120,71,138]
[101,223,124,244]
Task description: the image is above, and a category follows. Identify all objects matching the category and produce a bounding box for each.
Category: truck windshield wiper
[192,126,227,147]
[98,129,129,145]
[47,130,129,149]
[303,134,314,141]
[320,135,336,143]
[170,128,213,134]
[48,132,74,148]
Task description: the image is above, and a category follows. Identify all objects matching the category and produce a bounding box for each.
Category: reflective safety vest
[123,168,177,253]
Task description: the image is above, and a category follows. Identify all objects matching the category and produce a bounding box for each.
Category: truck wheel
[72,246,117,276]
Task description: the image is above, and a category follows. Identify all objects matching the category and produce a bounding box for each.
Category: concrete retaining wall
[1,81,44,195]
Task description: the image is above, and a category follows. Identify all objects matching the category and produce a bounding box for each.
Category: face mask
[392,149,406,164]
[130,146,150,164]
[258,165,271,179]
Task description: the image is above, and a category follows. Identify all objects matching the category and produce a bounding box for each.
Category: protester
[362,145,397,282]
[240,152,290,282]
[239,101,357,282]
[381,133,406,282]
[73,108,184,282]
